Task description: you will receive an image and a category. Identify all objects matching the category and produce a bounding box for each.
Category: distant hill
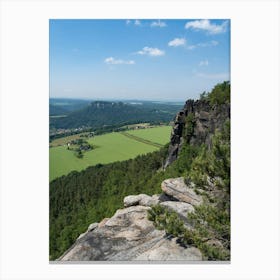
[50,101,181,129]
[49,104,69,116]
[49,98,91,116]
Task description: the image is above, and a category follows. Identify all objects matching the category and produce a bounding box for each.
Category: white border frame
[1,0,279,279]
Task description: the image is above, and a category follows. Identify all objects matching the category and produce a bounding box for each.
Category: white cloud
[104,57,135,65]
[137,47,165,56]
[185,19,228,34]
[168,38,186,47]
[151,20,167,28]
[134,19,141,26]
[198,40,218,47]
[187,40,219,50]
[199,60,209,66]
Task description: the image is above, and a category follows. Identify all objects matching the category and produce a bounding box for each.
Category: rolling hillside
[50,101,181,129]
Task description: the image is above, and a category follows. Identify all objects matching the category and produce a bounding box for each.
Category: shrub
[148,204,230,261]
[208,81,230,106]
[185,113,195,142]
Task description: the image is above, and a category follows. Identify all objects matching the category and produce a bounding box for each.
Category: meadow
[49,126,171,181]
[49,133,86,147]
[126,126,171,145]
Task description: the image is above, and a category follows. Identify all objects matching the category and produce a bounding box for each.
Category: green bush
[208,81,230,106]
[186,119,230,191]
[198,81,230,106]
[185,113,195,142]
[148,205,185,237]
[148,204,230,261]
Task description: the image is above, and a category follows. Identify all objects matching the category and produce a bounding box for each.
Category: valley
[49,81,231,261]
[49,125,171,181]
[47,19,232,263]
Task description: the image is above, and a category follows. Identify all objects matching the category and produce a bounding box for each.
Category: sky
[49,19,230,101]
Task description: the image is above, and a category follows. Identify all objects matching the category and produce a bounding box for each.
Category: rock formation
[58,178,203,261]
[164,99,230,168]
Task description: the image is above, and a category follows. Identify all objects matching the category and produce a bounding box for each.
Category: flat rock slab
[161,177,202,206]
[58,205,202,261]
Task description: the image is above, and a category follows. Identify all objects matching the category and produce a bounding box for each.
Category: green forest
[50,101,182,130]
[49,81,230,261]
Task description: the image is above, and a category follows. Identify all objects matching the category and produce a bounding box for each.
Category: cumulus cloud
[104,57,135,65]
[151,20,167,27]
[187,40,218,50]
[199,60,209,66]
[137,47,165,56]
[134,19,141,26]
[168,38,186,47]
[185,19,228,34]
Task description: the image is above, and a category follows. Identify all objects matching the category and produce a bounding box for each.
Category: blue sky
[50,19,230,101]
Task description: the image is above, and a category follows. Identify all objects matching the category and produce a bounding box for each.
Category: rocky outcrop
[58,178,203,262]
[59,204,202,261]
[161,177,202,206]
[165,99,230,168]
[165,111,186,168]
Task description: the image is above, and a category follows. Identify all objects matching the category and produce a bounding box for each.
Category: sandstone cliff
[165,99,230,168]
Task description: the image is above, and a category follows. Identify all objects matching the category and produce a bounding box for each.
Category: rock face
[58,180,203,262]
[166,111,186,168]
[165,99,230,168]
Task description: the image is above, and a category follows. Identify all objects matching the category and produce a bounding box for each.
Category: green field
[50,133,86,147]
[49,126,171,181]
[125,126,171,145]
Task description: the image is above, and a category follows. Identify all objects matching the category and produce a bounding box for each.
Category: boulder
[123,195,140,207]
[161,177,202,206]
[123,194,159,207]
